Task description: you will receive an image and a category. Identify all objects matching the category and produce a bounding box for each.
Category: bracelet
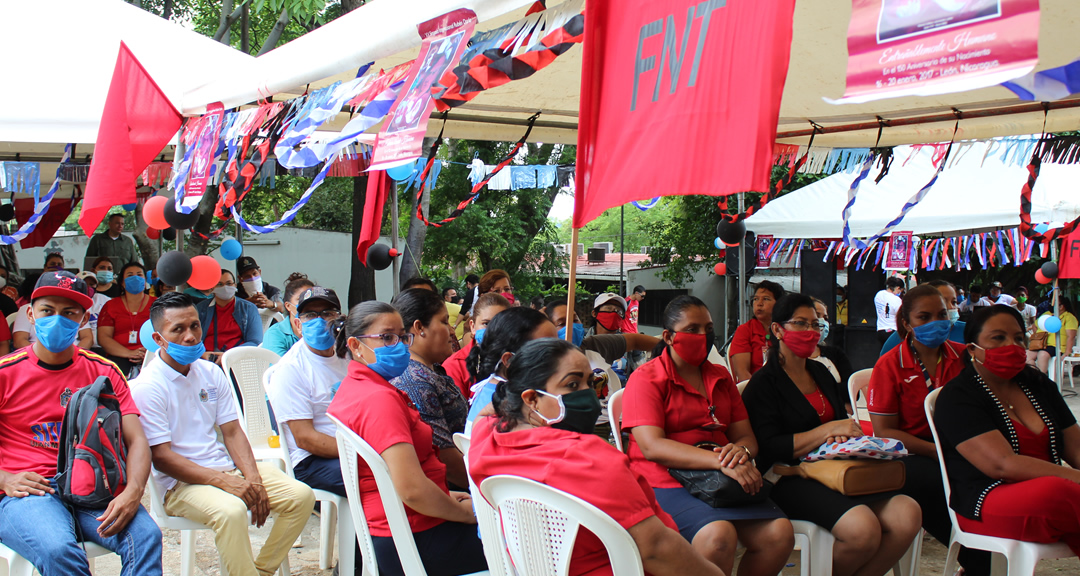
[738,445,752,459]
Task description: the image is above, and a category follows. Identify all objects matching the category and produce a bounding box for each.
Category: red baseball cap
[32,271,94,310]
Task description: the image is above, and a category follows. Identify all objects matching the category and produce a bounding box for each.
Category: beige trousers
[164,462,316,576]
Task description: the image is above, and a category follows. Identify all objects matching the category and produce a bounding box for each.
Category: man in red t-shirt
[623,285,646,334]
[0,271,161,575]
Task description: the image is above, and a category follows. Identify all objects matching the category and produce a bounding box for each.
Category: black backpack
[55,376,128,508]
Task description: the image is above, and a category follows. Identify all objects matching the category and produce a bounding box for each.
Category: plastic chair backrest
[5,312,15,331]
[736,380,749,395]
[454,433,514,576]
[707,345,729,370]
[480,475,644,576]
[330,414,427,576]
[142,348,158,369]
[262,311,285,332]
[848,368,872,428]
[276,412,297,478]
[924,388,959,527]
[222,347,280,448]
[608,388,625,452]
[144,471,170,521]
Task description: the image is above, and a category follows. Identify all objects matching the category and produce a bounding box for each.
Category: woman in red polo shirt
[868,283,988,574]
[443,293,510,398]
[623,296,793,576]
[326,301,486,576]
[469,338,724,576]
[730,281,785,382]
[97,262,155,375]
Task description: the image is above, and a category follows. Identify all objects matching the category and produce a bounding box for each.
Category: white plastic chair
[5,311,16,331]
[328,414,382,576]
[331,415,488,576]
[454,433,516,576]
[141,348,158,369]
[925,388,1074,575]
[608,388,625,452]
[276,417,356,575]
[261,310,284,333]
[848,368,873,433]
[0,541,113,576]
[222,347,284,469]
[736,380,750,394]
[480,475,643,576]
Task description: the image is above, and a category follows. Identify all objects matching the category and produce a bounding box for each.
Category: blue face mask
[124,275,146,294]
[302,317,337,351]
[947,309,960,325]
[557,323,585,347]
[364,341,411,380]
[162,339,206,366]
[912,319,952,348]
[474,328,486,346]
[818,322,830,344]
[96,270,114,284]
[835,294,843,303]
[34,314,82,353]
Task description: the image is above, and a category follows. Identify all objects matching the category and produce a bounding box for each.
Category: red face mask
[595,311,622,332]
[974,344,1027,380]
[781,329,819,358]
[500,292,516,305]
[671,332,714,366]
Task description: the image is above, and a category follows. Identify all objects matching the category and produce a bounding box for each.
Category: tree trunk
[161,0,174,20]
[214,0,240,43]
[349,175,377,307]
[398,140,434,284]
[184,188,220,258]
[257,7,290,56]
[240,3,250,54]
[133,202,161,270]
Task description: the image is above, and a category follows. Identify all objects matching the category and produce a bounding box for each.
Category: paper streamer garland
[633,197,660,211]
[0,144,70,245]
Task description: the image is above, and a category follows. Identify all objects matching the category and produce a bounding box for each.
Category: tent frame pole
[565,227,579,342]
[391,181,400,297]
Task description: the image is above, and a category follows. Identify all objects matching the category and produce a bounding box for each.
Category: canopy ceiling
[745,141,1080,239]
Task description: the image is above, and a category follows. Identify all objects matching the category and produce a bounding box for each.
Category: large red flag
[573,0,796,227]
[356,171,392,265]
[1059,230,1080,279]
[79,42,182,237]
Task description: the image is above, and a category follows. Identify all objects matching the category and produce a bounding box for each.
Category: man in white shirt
[978,281,1016,307]
[874,277,905,343]
[130,293,314,576]
[265,287,348,495]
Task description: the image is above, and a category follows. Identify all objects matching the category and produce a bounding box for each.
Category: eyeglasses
[299,309,342,322]
[783,320,824,332]
[354,333,414,347]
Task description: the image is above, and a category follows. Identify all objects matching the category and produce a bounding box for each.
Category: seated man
[235,257,284,315]
[0,271,161,576]
[260,277,315,358]
[265,287,348,492]
[131,293,315,576]
[195,271,263,364]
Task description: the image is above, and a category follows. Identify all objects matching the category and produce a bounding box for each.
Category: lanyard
[912,347,940,390]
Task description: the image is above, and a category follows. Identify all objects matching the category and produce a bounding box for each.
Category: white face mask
[0,276,7,289]
[214,286,237,300]
[241,276,263,295]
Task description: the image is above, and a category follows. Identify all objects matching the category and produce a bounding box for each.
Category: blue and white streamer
[632,197,661,211]
[0,144,71,245]
[842,151,947,250]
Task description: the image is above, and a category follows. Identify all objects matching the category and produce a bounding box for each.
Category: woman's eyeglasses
[783,319,826,332]
[354,333,414,347]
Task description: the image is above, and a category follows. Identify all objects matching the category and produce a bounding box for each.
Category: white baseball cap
[593,293,627,311]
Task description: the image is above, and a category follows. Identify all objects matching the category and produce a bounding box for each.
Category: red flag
[15,197,78,249]
[79,42,182,237]
[1059,231,1080,279]
[573,0,796,228]
[357,171,391,265]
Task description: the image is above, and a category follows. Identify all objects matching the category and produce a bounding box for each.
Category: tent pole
[738,193,747,326]
[391,181,400,298]
[565,227,579,342]
[1054,277,1062,392]
[620,204,625,296]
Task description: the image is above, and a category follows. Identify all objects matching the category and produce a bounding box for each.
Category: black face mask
[535,389,603,435]
[705,331,716,356]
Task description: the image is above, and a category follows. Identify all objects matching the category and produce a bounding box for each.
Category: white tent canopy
[745,140,1080,239]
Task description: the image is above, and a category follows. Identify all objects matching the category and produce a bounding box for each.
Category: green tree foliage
[554,197,673,252]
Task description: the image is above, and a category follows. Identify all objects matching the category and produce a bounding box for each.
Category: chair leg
[338,506,356,576]
[943,541,962,576]
[812,529,835,576]
[1006,546,1038,576]
[319,501,335,570]
[87,556,96,575]
[893,529,922,576]
[277,555,291,576]
[180,531,196,576]
[794,533,811,576]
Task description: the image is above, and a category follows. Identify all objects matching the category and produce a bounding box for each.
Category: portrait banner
[885,231,913,270]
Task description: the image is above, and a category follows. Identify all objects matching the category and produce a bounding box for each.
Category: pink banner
[184,102,224,209]
[837,0,1039,103]
[756,235,774,268]
[885,231,912,270]
[370,10,476,170]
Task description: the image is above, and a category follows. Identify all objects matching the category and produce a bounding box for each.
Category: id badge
[702,405,728,431]
[129,330,138,344]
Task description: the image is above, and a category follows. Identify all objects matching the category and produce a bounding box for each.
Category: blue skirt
[654,486,786,542]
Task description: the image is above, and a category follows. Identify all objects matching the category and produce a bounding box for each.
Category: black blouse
[743,358,849,473]
[934,365,1077,520]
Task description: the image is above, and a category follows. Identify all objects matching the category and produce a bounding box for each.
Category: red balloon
[188,255,222,291]
[714,262,727,275]
[1035,269,1051,285]
[144,196,169,231]
[145,227,161,240]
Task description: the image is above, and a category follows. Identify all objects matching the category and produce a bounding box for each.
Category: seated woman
[469,338,725,576]
[880,280,966,356]
[391,288,470,489]
[1029,299,1078,374]
[868,284,988,574]
[623,296,794,576]
[442,293,510,399]
[934,306,1080,557]
[464,307,557,432]
[730,281,784,382]
[743,294,922,576]
[809,296,853,390]
[97,262,155,375]
[326,301,486,576]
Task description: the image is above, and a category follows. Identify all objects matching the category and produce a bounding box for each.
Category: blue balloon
[386,163,414,181]
[140,320,160,354]
[220,238,243,260]
[1045,316,1063,334]
[121,203,137,211]
[714,237,723,250]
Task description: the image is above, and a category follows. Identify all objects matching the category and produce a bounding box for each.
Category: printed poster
[885,231,913,270]
[184,102,224,210]
[757,235,774,268]
[835,0,1039,103]
[369,10,476,171]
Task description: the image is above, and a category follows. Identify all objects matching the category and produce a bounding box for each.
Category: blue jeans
[0,483,162,576]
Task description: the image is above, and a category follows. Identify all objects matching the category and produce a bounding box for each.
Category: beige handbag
[774,460,905,496]
[1029,331,1048,352]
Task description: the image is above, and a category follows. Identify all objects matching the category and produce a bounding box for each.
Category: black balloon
[0,204,14,221]
[1041,261,1059,280]
[157,250,192,286]
[163,198,201,230]
[368,244,398,271]
[162,228,177,241]
[716,219,746,247]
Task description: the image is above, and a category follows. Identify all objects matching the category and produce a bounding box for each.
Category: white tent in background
[745,140,1080,239]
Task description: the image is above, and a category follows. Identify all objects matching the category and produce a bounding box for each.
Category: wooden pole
[565,227,579,342]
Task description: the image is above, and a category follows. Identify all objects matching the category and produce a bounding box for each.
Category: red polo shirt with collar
[729,319,769,377]
[868,339,966,440]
